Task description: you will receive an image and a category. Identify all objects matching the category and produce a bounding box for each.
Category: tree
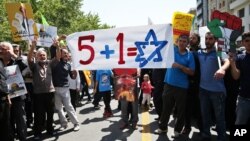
[0,0,113,42]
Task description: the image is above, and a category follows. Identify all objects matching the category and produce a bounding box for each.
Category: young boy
[93,70,113,118]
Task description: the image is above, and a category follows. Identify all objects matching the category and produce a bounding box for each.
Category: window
[238,8,245,18]
[249,5,250,15]
[219,3,221,8]
[222,1,225,7]
[242,26,245,33]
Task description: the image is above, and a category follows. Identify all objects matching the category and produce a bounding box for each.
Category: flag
[41,14,49,25]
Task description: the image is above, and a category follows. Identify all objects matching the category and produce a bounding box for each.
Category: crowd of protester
[0,31,250,141]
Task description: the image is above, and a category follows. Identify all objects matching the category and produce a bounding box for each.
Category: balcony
[230,0,247,10]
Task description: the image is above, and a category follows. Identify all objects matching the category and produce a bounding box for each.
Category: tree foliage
[0,0,113,42]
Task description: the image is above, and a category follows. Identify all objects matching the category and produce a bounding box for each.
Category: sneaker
[155,128,168,134]
[171,131,181,138]
[119,123,128,130]
[59,124,68,131]
[73,124,80,131]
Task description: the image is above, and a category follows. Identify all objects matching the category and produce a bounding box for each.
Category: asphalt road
[25,95,229,141]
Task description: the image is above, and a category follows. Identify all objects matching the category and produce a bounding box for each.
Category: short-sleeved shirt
[96,70,112,92]
[236,52,250,98]
[197,49,226,93]
[164,47,195,89]
[29,59,55,94]
[51,59,72,87]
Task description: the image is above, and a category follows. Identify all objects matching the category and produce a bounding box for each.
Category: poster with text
[4,65,27,98]
[172,12,194,45]
[5,3,38,42]
[36,23,57,47]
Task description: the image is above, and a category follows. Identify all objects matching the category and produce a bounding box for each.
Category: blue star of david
[135,29,168,68]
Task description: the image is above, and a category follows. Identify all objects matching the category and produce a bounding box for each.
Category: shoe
[94,105,100,109]
[171,131,181,138]
[73,124,80,131]
[34,135,40,140]
[155,128,168,134]
[120,123,128,130]
[59,124,68,131]
[132,123,137,130]
[46,131,55,136]
[181,128,191,135]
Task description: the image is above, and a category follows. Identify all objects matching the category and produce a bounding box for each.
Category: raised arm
[28,40,36,63]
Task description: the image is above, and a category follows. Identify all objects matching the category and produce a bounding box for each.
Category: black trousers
[70,89,78,110]
[159,84,187,133]
[10,98,27,141]
[25,83,33,125]
[153,81,164,118]
[93,91,111,111]
[184,83,202,131]
[33,92,54,136]
[0,100,13,141]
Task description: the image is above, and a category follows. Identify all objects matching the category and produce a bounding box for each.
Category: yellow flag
[83,70,91,87]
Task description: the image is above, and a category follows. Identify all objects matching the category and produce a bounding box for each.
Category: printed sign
[67,24,174,70]
[3,65,27,98]
[172,12,194,45]
[5,3,38,42]
[208,10,242,53]
[113,69,137,102]
[36,23,57,47]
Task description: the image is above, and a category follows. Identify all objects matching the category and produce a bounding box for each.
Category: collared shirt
[29,59,55,94]
[236,52,250,98]
[198,48,226,93]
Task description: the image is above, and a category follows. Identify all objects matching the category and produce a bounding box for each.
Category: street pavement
[26,95,230,141]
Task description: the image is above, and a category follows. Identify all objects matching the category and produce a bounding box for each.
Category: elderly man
[0,42,27,141]
[28,41,55,139]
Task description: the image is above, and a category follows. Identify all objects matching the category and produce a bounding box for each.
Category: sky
[82,0,197,28]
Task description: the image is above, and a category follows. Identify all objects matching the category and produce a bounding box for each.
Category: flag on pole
[41,14,49,25]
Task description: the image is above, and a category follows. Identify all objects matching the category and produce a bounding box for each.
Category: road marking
[141,110,152,141]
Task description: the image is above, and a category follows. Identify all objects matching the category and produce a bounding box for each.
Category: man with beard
[28,41,55,140]
[198,32,230,141]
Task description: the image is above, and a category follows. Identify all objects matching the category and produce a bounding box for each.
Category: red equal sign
[127,47,137,56]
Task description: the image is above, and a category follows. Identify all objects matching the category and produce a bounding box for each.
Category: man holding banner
[156,35,195,138]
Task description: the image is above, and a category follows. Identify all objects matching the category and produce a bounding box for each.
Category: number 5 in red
[78,35,95,65]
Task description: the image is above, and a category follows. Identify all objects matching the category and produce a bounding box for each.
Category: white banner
[67,24,174,70]
[36,23,57,47]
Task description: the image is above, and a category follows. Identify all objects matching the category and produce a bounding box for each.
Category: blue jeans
[199,88,226,141]
[235,96,250,125]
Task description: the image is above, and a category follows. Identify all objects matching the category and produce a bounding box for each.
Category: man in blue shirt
[156,35,195,138]
[198,32,230,141]
[229,32,250,125]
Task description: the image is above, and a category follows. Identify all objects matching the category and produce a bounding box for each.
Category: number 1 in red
[116,33,125,64]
